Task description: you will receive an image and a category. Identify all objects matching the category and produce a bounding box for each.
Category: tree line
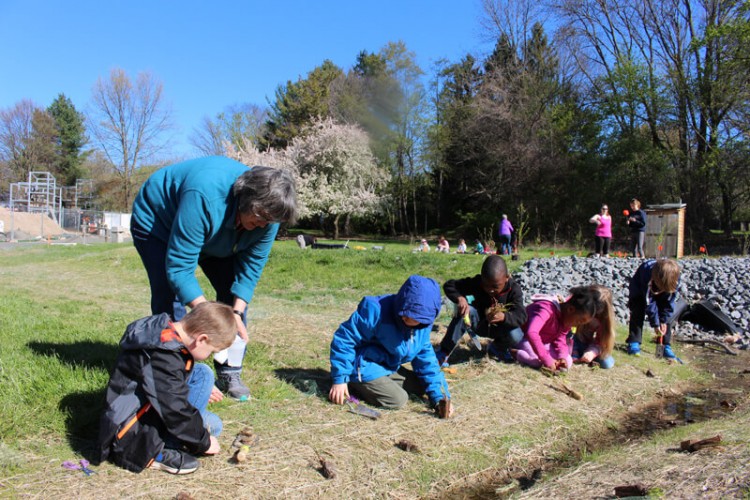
[1,0,748,243]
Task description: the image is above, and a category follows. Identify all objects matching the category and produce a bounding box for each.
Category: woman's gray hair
[233,166,298,225]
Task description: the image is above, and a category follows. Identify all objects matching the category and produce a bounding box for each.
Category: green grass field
[0,240,747,499]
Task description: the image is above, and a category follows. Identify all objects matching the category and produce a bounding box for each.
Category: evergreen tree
[263,60,344,149]
[48,94,87,185]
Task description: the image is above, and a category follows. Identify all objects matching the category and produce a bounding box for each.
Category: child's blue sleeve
[329,299,379,385]
[411,339,450,405]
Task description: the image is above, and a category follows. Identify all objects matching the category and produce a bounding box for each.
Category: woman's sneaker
[216,371,251,401]
[627,342,641,356]
[150,449,199,475]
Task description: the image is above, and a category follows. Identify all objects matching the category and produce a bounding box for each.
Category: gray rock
[513,256,750,344]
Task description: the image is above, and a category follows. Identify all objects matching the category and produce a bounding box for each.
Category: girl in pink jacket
[514,287,600,372]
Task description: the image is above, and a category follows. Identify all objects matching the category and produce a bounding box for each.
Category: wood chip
[317,458,337,479]
[680,435,722,452]
[614,484,648,497]
[395,439,421,453]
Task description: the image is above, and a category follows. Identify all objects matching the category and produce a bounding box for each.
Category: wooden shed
[644,203,687,258]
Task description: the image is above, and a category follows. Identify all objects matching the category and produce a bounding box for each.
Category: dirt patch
[0,207,66,239]
[442,348,750,499]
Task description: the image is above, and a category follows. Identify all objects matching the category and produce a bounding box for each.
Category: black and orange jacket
[97,313,210,472]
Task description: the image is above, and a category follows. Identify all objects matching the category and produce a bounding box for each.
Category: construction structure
[8,171,61,240]
[4,171,133,243]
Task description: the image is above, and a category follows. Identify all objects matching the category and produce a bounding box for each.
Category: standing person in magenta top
[589,204,612,257]
[626,198,647,258]
[498,214,514,255]
[131,156,298,401]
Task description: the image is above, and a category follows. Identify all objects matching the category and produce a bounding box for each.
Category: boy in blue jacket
[328,275,452,418]
[627,258,681,358]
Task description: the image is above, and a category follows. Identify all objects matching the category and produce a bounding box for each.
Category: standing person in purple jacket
[498,214,514,255]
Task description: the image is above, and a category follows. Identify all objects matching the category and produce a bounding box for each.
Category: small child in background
[437,255,527,365]
[473,239,484,254]
[571,284,616,369]
[418,239,430,252]
[436,235,450,253]
[456,239,467,254]
[626,258,681,358]
[98,302,237,474]
[514,287,600,372]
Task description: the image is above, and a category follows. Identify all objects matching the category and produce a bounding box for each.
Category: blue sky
[0,0,490,157]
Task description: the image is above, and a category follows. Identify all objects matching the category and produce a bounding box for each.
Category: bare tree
[555,0,750,232]
[189,103,268,156]
[88,68,172,209]
[0,100,37,185]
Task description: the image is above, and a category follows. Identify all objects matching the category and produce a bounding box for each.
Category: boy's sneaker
[487,342,514,363]
[436,350,450,368]
[662,344,676,359]
[216,371,251,401]
[627,342,641,356]
[150,449,199,475]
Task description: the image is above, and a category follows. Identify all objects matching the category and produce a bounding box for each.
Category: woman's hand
[329,383,350,405]
[232,299,249,341]
[235,316,249,342]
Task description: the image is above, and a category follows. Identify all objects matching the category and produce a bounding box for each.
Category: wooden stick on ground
[680,435,722,452]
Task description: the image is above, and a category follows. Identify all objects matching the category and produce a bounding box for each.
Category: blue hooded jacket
[629,259,679,327]
[329,275,450,405]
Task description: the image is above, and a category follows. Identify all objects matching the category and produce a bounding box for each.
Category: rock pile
[513,256,750,349]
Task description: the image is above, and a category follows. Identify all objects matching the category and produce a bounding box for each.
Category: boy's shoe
[216,371,251,401]
[487,342,514,363]
[627,342,641,356]
[662,344,676,359]
[150,449,199,475]
[436,350,450,368]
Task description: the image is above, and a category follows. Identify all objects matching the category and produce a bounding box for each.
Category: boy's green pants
[349,367,425,409]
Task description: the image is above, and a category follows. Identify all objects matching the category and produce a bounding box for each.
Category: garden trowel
[443,314,481,366]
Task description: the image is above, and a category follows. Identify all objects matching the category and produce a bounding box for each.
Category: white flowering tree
[229,117,388,239]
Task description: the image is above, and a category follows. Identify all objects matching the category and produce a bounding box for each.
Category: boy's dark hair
[181,302,237,350]
[481,255,508,279]
[652,259,680,294]
[565,286,600,318]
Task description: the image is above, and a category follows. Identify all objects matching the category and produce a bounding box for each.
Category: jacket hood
[119,313,184,352]
[395,275,441,325]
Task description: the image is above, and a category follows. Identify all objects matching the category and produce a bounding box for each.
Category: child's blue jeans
[571,336,615,369]
[439,305,523,354]
[187,363,223,437]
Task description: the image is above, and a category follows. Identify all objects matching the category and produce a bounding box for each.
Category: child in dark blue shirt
[626,259,681,358]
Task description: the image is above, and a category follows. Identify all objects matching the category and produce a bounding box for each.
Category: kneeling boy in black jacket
[98,302,236,474]
[438,255,526,365]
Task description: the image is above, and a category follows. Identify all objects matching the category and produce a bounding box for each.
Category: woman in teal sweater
[131,156,297,400]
